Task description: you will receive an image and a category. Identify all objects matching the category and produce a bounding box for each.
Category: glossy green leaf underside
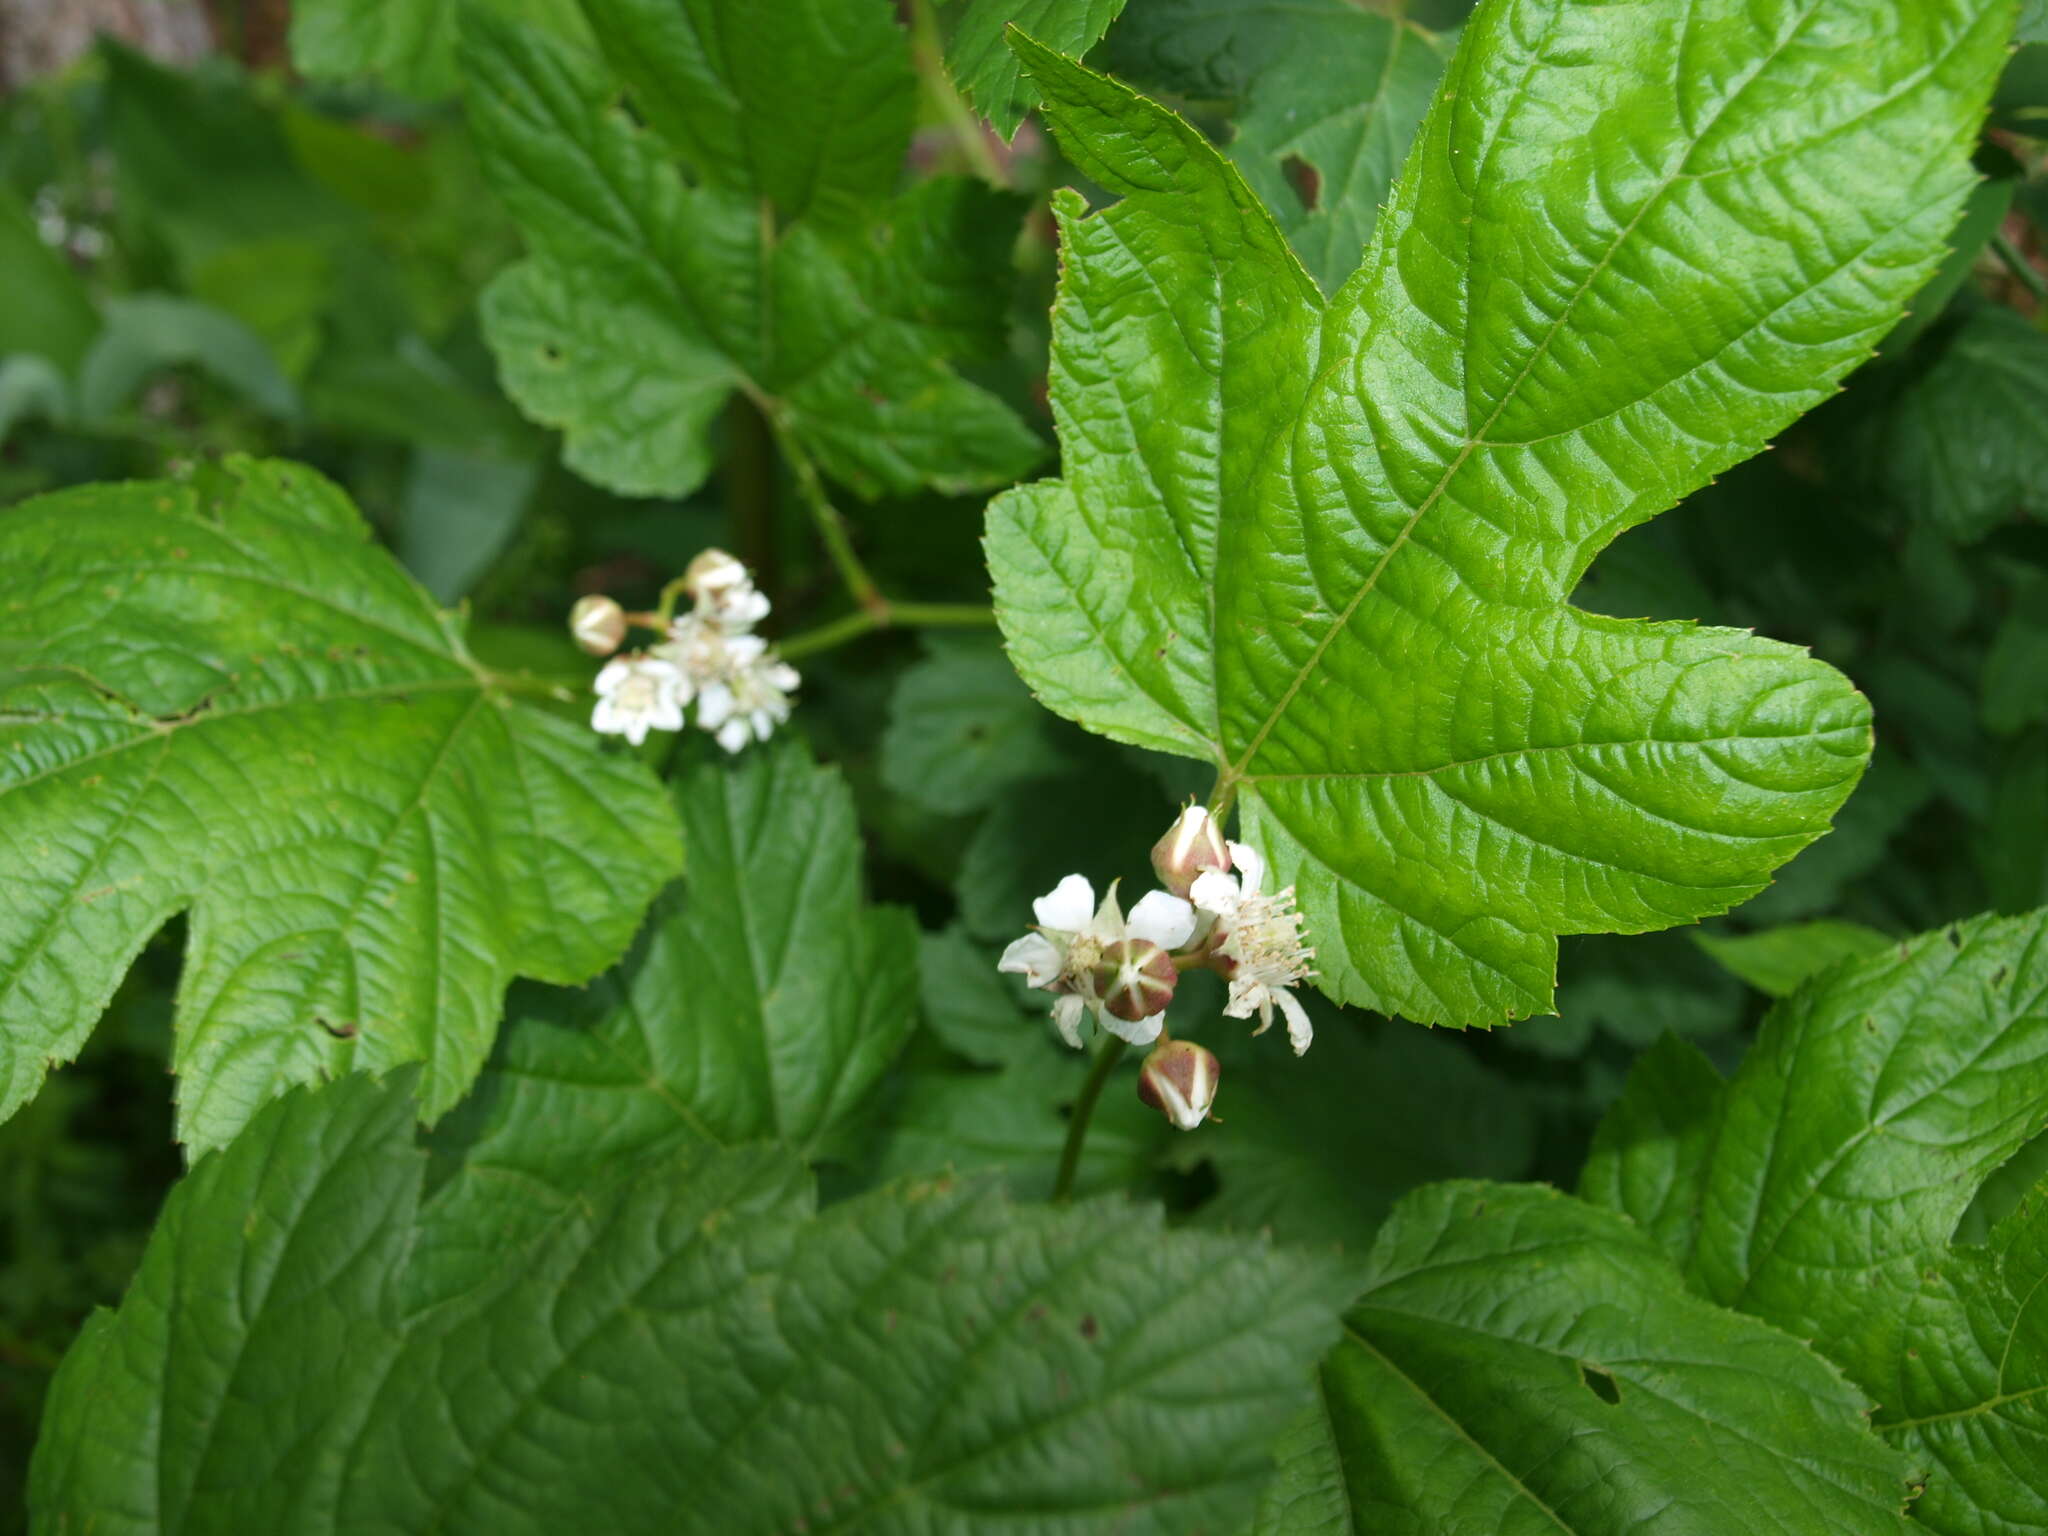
[289,0,592,97]
[32,1071,1356,1535]
[0,457,680,1152]
[1584,910,2048,1533]
[989,0,2009,1025]
[464,0,1041,500]
[414,739,917,1305]
[1258,1182,1913,1535]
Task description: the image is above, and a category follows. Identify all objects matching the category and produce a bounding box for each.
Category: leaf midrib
[1219,0,1837,787]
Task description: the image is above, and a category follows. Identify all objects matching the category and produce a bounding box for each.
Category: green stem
[1053,1034,1129,1202]
[776,601,996,661]
[1993,231,2048,305]
[725,392,782,602]
[907,0,1011,187]
[766,411,884,612]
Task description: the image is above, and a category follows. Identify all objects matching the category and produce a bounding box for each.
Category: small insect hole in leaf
[1579,1362,1621,1405]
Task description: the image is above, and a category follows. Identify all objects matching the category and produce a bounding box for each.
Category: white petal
[649,695,686,733]
[696,682,735,728]
[1219,978,1260,1021]
[723,633,768,666]
[1033,874,1095,933]
[1227,841,1264,894]
[998,933,1063,989]
[715,717,750,753]
[1276,988,1313,1055]
[591,698,623,735]
[1052,994,1087,1049]
[623,713,652,747]
[1190,869,1240,915]
[1100,1007,1163,1047]
[750,708,775,738]
[1126,889,1196,950]
[593,658,631,695]
[767,661,800,691]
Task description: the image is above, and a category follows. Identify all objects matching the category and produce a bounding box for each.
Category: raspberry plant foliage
[4,0,2047,1529]
[989,0,2007,1026]
[0,457,680,1154]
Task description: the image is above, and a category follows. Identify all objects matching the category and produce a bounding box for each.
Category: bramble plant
[2,0,2048,1530]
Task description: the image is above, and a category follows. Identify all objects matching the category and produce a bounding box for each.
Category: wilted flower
[1137,1035,1220,1130]
[997,875,1194,1048]
[695,638,801,754]
[1191,841,1316,1054]
[569,594,628,656]
[1151,804,1231,897]
[590,653,688,746]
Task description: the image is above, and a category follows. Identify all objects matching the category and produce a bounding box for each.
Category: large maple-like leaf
[0,456,680,1152]
[988,0,2008,1025]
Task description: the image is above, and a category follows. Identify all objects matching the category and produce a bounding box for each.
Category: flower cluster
[575,550,800,753]
[998,805,1317,1132]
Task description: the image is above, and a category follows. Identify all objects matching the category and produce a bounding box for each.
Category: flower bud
[684,547,749,599]
[1089,937,1177,1023]
[1137,1037,1220,1130]
[1151,805,1231,897]
[569,594,627,657]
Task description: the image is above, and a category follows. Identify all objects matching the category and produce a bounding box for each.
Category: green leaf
[100,41,359,272]
[1840,304,2048,542]
[1275,1181,1913,1535]
[1171,1012,1534,1250]
[0,456,681,1153]
[992,1,2004,1027]
[35,1070,1357,1535]
[76,295,301,424]
[463,1,1041,500]
[1104,0,1452,294]
[918,921,1042,1065]
[413,739,917,1302]
[0,187,99,373]
[881,635,1073,816]
[1694,918,1895,997]
[1984,578,2048,736]
[872,1047,1169,1200]
[290,0,594,98]
[1577,1034,1725,1261]
[944,0,1132,137]
[1585,910,2048,1532]
[395,446,538,603]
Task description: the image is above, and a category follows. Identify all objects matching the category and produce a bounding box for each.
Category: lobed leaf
[33,1070,1357,1536]
[463,0,1042,500]
[412,739,918,1305]
[0,457,681,1152]
[990,0,2008,1024]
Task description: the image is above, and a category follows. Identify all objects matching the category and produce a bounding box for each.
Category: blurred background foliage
[3,0,2048,1520]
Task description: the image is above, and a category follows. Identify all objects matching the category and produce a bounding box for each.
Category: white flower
[696,644,801,753]
[1191,841,1316,1055]
[997,875,1195,1048]
[591,653,688,746]
[653,610,735,682]
[685,548,772,630]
